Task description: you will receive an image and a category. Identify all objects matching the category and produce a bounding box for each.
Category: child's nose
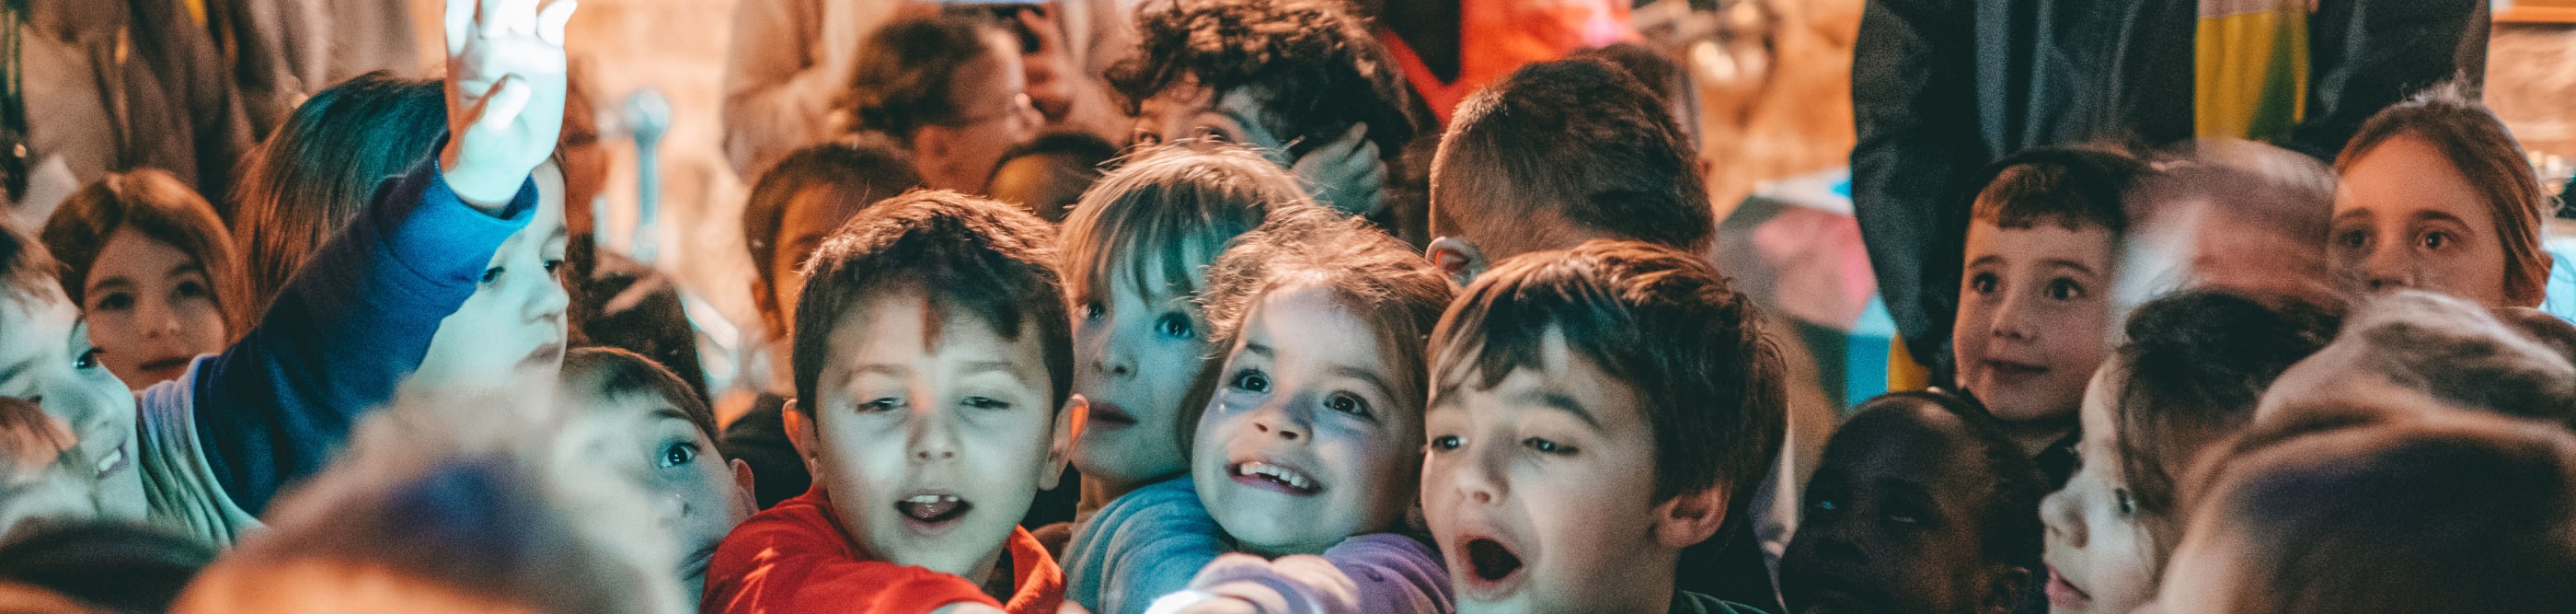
[1250,415,1303,441]
[2040,487,2086,548]
[1447,447,1504,505]
[1094,340,1135,378]
[525,280,570,324]
[2361,244,2417,293]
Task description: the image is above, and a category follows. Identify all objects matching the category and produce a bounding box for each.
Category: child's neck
[975,545,1016,602]
[2001,414,2078,457]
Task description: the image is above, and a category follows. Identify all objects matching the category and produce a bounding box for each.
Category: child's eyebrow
[2408,209,2472,226]
[2038,259,2100,276]
[1240,341,1275,359]
[1512,390,1602,430]
[1328,364,1393,399]
[1964,254,2004,270]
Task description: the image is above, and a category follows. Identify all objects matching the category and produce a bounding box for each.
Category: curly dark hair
[1108,0,1421,165]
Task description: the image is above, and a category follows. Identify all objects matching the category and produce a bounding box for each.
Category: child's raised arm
[164,0,578,521]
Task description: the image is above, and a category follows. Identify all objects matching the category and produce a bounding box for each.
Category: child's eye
[176,280,212,298]
[1082,302,1104,321]
[857,398,901,413]
[2419,231,2456,250]
[1428,434,1462,451]
[1323,391,1373,419]
[2044,277,2086,301]
[1967,272,1998,295]
[2334,228,2371,250]
[75,348,103,370]
[1132,128,1163,148]
[1807,497,1839,515]
[1154,312,1194,340]
[544,259,567,275]
[93,292,134,311]
[2113,488,2139,517]
[1191,124,1229,143]
[1521,437,1575,455]
[963,396,1012,411]
[481,266,505,284]
[659,442,700,469]
[1228,369,1270,394]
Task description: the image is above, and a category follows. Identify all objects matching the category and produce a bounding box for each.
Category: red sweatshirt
[702,487,1066,614]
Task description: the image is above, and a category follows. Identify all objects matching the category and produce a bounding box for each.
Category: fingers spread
[538,0,580,46]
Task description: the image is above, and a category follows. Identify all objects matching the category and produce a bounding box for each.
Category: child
[2040,290,2337,614]
[2148,406,2576,612]
[2259,289,2576,427]
[1778,390,2048,614]
[986,132,1120,225]
[2330,84,2551,309]
[1110,0,1426,242]
[2119,139,2338,305]
[727,135,923,509]
[849,13,1043,194]
[226,73,446,318]
[1058,145,1316,521]
[1948,147,2145,484]
[559,347,757,605]
[703,191,1079,613]
[174,385,684,614]
[0,396,92,539]
[1424,58,1710,286]
[37,169,244,388]
[0,0,574,547]
[1096,205,1455,614]
[1421,240,1786,614]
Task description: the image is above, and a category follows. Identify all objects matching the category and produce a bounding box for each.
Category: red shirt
[702,487,1066,614]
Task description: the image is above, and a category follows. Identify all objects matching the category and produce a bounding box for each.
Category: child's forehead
[828,294,1052,377]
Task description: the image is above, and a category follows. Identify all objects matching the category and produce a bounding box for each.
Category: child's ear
[1650,484,1730,549]
[750,276,785,342]
[729,458,760,514]
[1041,393,1087,491]
[783,400,824,485]
[1426,237,1488,288]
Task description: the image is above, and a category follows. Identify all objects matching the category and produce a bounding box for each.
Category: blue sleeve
[1064,478,1231,614]
[193,164,537,516]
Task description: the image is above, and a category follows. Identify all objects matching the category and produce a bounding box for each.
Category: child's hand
[440,0,580,208]
[1016,5,1080,123]
[1291,123,1385,218]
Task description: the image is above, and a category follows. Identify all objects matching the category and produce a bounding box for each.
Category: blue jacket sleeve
[1064,478,1232,614]
[193,164,537,516]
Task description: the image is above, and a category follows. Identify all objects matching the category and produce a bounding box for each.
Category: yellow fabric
[2195,0,2309,142]
[1888,339,1931,392]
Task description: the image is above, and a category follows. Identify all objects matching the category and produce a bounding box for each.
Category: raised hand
[1291,122,1386,219]
[441,0,580,208]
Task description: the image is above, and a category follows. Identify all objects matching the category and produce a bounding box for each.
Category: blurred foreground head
[173,382,684,614]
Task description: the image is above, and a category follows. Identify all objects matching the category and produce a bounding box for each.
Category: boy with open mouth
[1420,241,1788,614]
[702,191,1082,613]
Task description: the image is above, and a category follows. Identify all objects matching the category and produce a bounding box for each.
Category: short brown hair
[2336,84,2552,307]
[849,14,1008,142]
[561,347,719,445]
[40,169,247,333]
[740,134,924,295]
[1188,205,1451,435]
[1432,240,1786,504]
[1967,146,2143,234]
[0,219,59,306]
[2107,290,2340,565]
[789,191,1073,412]
[1061,144,1313,312]
[2182,405,2576,613]
[1432,59,1712,255]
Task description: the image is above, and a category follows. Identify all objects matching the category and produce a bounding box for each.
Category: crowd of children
[3,0,2574,612]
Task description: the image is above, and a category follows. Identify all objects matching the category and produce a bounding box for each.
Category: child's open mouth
[1230,461,1320,496]
[895,493,972,527]
[1465,538,1524,585]
[93,442,130,478]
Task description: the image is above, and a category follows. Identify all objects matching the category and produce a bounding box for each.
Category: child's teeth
[906,494,958,504]
[1236,462,1314,490]
[95,446,124,475]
